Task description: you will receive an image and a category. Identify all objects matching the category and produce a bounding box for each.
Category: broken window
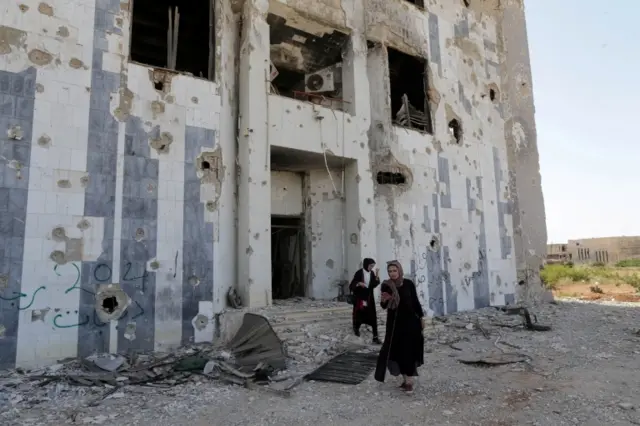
[405,0,425,8]
[376,171,406,185]
[130,0,214,80]
[267,13,350,111]
[388,47,433,133]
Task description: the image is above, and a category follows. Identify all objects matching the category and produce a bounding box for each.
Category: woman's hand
[374,268,380,276]
[381,292,392,302]
[357,282,366,288]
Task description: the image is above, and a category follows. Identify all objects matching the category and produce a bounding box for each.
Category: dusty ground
[553,280,640,302]
[2,299,640,426]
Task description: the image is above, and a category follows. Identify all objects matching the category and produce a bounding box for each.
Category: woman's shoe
[403,383,414,394]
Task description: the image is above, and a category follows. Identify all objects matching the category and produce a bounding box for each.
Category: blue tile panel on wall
[181,126,215,345]
[0,67,37,369]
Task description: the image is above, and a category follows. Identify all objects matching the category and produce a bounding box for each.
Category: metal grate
[305,351,378,385]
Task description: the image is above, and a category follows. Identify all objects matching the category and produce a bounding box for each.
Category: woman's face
[367,263,375,272]
[388,265,399,280]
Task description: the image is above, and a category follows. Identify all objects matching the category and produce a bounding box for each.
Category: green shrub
[615,259,640,268]
[621,274,640,290]
[540,264,590,286]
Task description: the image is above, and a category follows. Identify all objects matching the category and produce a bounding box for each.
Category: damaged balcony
[267,12,352,112]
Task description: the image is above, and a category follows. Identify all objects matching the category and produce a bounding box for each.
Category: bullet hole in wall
[202,160,210,169]
[429,237,440,251]
[448,119,462,143]
[376,172,406,185]
[489,89,496,101]
[102,296,118,314]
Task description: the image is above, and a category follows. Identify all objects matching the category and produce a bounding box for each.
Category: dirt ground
[553,280,640,302]
[2,299,640,426]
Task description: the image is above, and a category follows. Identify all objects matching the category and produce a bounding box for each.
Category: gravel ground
[2,299,640,426]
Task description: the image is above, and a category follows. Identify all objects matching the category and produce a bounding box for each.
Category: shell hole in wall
[448,119,462,143]
[130,0,214,80]
[429,237,440,251]
[154,80,164,91]
[102,296,118,314]
[404,0,424,8]
[489,88,496,102]
[463,0,470,7]
[376,171,406,185]
[388,46,433,133]
[201,160,211,169]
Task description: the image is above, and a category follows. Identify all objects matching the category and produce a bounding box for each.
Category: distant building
[547,237,640,265]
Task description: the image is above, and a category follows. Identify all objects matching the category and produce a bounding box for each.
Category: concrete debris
[3,299,640,425]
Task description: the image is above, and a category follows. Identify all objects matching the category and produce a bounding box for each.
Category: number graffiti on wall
[0,261,147,329]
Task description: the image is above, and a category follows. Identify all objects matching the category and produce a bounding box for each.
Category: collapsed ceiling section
[267,13,350,74]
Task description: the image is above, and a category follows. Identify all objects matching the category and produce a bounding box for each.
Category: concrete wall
[0,0,546,369]
[0,0,238,369]
[270,171,303,216]
[566,236,640,264]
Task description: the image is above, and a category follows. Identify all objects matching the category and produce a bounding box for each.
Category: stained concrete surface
[2,299,640,426]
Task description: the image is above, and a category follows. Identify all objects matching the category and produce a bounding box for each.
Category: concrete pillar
[237,0,272,308]
[500,2,547,300]
[342,25,377,278]
[344,161,377,279]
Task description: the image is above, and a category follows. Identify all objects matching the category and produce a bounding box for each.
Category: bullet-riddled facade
[0,0,546,369]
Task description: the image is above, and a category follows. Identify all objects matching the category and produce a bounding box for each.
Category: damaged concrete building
[0,0,546,369]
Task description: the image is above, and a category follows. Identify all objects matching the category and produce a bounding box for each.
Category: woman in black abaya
[349,257,381,344]
[374,260,424,394]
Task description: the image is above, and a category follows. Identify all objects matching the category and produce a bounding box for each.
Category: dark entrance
[271,215,304,299]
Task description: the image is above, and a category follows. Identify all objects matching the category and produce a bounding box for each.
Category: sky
[524,0,640,243]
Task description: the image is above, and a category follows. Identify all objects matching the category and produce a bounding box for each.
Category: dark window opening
[489,88,496,101]
[463,0,470,7]
[130,0,214,80]
[268,13,349,111]
[405,0,425,8]
[448,119,462,143]
[388,47,432,133]
[376,171,406,185]
[102,296,118,314]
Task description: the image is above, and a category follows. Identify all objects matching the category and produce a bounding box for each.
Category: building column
[500,3,547,300]
[343,23,377,278]
[237,0,271,307]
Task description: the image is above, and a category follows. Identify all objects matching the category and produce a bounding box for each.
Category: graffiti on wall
[0,261,147,329]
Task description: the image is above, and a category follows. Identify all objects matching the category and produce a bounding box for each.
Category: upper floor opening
[129,0,214,80]
[387,46,433,134]
[267,12,351,112]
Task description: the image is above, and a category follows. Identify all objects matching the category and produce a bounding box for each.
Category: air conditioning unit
[304,67,335,93]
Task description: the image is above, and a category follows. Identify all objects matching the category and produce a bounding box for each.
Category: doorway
[271,215,304,299]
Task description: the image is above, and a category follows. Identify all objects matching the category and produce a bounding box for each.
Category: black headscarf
[363,258,376,271]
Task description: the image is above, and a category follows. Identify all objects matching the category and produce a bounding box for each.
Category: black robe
[349,269,379,327]
[374,278,424,381]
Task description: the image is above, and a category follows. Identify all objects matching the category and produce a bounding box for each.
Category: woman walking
[349,258,381,344]
[374,260,425,394]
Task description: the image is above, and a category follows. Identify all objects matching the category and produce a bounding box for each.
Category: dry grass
[542,264,640,301]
